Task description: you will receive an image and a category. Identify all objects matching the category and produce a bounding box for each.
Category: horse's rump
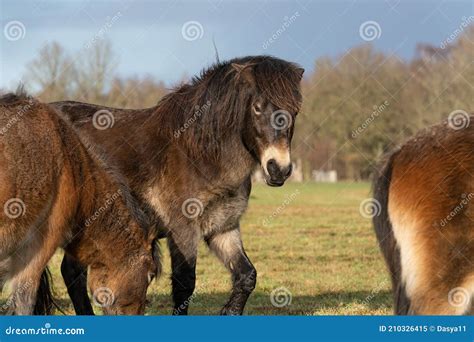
[378,121,474,314]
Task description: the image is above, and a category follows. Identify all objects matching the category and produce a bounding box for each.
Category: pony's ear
[231,63,255,86]
[296,67,304,79]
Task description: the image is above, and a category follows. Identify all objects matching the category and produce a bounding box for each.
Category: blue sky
[1,0,472,89]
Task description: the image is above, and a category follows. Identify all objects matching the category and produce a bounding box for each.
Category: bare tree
[24,41,77,101]
[108,75,167,108]
[74,41,118,104]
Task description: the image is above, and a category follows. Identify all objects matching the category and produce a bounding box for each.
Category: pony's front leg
[9,275,41,315]
[61,254,94,315]
[206,228,256,315]
[7,239,57,315]
[9,247,57,315]
[168,227,199,315]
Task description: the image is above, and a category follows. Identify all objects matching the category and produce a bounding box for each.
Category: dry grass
[1,182,393,315]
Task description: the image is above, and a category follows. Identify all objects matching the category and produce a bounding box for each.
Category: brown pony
[52,55,304,315]
[0,92,159,315]
[373,117,474,315]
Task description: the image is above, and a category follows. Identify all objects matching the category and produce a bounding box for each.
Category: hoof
[220,305,242,316]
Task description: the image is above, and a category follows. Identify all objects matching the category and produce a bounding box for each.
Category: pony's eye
[252,103,262,115]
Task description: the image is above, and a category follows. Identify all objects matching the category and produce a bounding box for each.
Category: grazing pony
[0,92,159,315]
[52,56,304,315]
[373,119,474,315]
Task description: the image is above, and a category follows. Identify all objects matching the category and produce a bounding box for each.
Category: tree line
[9,27,474,180]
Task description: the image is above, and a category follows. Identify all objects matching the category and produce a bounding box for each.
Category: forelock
[253,60,302,113]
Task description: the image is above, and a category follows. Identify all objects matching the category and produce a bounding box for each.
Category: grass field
[1,182,393,315]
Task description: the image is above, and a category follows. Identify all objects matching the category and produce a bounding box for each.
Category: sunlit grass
[1,182,392,315]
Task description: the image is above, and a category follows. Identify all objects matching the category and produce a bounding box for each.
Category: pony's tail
[33,268,63,315]
[372,150,410,315]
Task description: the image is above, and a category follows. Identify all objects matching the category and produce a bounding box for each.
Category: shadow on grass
[145,290,393,315]
[0,290,392,315]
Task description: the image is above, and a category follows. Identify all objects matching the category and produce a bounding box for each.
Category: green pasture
[1,182,392,315]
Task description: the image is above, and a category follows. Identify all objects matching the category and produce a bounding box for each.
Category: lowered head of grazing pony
[60,123,162,315]
[82,167,161,315]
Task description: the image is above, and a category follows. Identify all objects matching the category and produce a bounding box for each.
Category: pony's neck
[73,165,147,265]
[79,209,145,266]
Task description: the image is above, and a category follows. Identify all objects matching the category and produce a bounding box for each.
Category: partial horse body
[52,55,304,315]
[373,120,474,315]
[0,92,159,315]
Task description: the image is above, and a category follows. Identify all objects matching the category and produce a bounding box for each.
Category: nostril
[266,159,278,174]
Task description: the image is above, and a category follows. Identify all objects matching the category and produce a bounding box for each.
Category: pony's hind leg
[206,227,256,315]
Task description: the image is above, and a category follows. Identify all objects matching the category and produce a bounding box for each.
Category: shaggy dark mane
[0,86,35,107]
[155,55,303,158]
